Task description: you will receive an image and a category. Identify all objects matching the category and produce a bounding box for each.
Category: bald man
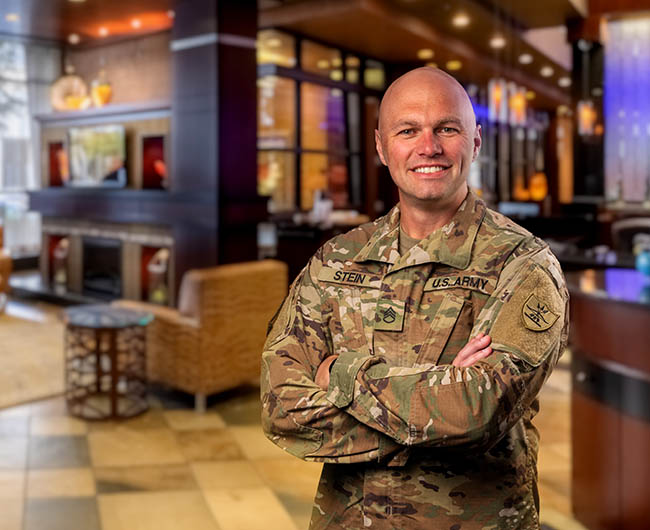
[262,67,568,529]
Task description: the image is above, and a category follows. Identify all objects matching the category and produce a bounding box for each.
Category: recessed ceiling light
[489,35,507,49]
[558,77,571,87]
[540,66,554,77]
[68,0,87,3]
[518,53,533,64]
[452,13,470,28]
[68,33,80,45]
[131,18,141,29]
[426,61,438,68]
[345,56,360,68]
[446,60,462,71]
[5,13,19,22]
[98,27,109,37]
[526,90,536,100]
[417,48,434,60]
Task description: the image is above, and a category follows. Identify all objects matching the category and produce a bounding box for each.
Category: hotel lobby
[0,1,648,529]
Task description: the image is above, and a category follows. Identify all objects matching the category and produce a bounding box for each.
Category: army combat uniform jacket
[261,191,569,529]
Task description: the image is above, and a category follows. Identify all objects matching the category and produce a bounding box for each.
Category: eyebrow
[389,116,464,132]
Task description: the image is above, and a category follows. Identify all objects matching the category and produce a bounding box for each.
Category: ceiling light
[540,66,554,77]
[452,13,470,28]
[446,60,462,71]
[489,35,507,49]
[5,13,19,22]
[526,90,536,100]
[316,59,330,69]
[68,33,80,45]
[518,53,533,64]
[98,27,109,37]
[417,48,434,60]
[426,61,438,68]
[345,56,360,68]
[167,10,175,19]
[558,77,571,87]
[131,18,142,29]
[68,0,87,3]
[331,57,342,68]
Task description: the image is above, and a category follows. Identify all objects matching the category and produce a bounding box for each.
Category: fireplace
[82,237,122,299]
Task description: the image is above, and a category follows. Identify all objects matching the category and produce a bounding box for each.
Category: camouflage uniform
[261,191,569,529]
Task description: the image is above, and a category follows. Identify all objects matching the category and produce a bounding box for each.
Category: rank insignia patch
[522,293,559,331]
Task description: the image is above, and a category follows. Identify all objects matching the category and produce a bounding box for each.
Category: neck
[399,186,468,239]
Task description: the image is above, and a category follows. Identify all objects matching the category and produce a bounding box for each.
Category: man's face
[375,71,481,208]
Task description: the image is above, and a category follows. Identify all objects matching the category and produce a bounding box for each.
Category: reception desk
[566,269,650,530]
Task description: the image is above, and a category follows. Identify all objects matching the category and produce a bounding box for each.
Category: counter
[566,268,650,530]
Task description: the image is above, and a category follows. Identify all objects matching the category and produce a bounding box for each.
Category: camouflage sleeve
[261,251,401,463]
[325,248,569,451]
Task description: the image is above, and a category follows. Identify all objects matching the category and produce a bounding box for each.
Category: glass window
[258,151,295,212]
[257,30,296,68]
[301,40,342,81]
[258,76,296,149]
[345,55,360,84]
[301,84,345,151]
[301,153,348,210]
[364,59,385,90]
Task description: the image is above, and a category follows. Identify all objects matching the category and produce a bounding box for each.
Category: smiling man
[261,67,569,529]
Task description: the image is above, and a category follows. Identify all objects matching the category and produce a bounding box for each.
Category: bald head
[378,67,476,133]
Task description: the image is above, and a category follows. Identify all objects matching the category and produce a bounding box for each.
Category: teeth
[413,166,446,173]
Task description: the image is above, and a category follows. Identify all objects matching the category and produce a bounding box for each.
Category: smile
[411,165,449,174]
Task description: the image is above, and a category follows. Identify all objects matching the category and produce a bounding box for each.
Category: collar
[352,190,486,271]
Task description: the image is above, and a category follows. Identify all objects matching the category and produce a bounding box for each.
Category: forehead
[380,73,474,128]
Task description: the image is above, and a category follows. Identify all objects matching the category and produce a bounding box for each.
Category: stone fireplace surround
[40,218,174,305]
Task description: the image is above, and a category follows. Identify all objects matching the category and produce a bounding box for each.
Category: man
[261,67,569,529]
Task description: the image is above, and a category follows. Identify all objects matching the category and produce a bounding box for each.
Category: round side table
[63,304,153,420]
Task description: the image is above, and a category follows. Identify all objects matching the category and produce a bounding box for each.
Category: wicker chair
[0,249,11,313]
[114,259,288,411]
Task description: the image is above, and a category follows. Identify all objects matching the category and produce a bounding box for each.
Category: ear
[375,129,387,166]
[472,124,482,162]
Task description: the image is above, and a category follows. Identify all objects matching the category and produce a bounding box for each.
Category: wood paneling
[571,391,621,530]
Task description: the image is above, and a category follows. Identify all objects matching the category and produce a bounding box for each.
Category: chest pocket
[416,291,467,365]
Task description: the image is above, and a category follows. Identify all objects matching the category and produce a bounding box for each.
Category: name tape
[424,275,494,294]
[317,267,381,288]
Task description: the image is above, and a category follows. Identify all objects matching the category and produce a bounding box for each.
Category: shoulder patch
[522,293,559,331]
[488,264,566,367]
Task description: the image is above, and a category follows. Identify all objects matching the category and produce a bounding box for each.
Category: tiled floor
[0,298,586,530]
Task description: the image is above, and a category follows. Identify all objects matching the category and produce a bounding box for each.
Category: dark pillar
[171,0,262,292]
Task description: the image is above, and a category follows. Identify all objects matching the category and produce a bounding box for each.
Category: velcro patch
[375,298,405,332]
[522,293,559,331]
[424,275,494,294]
[317,267,381,288]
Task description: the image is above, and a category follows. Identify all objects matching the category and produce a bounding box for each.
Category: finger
[457,347,492,368]
[455,336,491,363]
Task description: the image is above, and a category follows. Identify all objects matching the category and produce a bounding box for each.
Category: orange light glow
[577,100,597,135]
[89,12,173,39]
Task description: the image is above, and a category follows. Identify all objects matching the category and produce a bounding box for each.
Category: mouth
[409,164,451,175]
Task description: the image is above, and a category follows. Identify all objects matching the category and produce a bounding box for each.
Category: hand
[452,332,492,367]
[315,355,339,390]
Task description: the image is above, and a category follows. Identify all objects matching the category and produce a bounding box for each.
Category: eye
[398,128,415,136]
[438,126,459,135]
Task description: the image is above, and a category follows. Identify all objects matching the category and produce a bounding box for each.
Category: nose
[416,129,442,157]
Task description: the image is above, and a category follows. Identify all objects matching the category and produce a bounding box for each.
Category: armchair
[114,259,288,411]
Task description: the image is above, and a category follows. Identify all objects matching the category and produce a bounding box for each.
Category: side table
[63,304,153,420]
